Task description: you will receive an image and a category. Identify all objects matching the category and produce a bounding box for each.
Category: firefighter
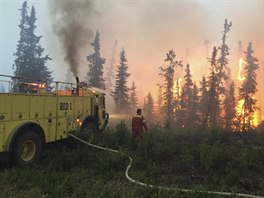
[131,108,148,142]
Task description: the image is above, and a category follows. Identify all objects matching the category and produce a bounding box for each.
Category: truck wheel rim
[82,126,94,143]
[87,131,94,143]
[20,140,36,161]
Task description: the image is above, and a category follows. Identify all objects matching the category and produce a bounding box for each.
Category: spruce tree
[238,42,259,131]
[13,1,53,91]
[217,19,232,128]
[159,49,182,124]
[177,64,193,128]
[217,19,232,84]
[173,78,182,118]
[188,83,200,130]
[201,47,221,129]
[208,47,222,128]
[112,49,130,113]
[86,30,105,89]
[13,0,28,89]
[143,92,155,125]
[129,81,139,114]
[199,76,208,128]
[223,81,237,131]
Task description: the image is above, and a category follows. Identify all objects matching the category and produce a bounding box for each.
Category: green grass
[0,122,264,197]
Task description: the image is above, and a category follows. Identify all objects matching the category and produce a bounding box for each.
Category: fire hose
[68,133,264,198]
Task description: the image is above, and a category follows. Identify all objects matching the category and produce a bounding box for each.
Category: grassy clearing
[0,122,264,197]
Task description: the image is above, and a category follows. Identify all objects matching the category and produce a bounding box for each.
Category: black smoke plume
[48,0,96,77]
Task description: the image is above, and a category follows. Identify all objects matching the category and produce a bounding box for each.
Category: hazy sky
[0,0,263,108]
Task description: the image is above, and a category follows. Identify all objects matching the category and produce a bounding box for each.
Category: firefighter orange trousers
[131,129,143,142]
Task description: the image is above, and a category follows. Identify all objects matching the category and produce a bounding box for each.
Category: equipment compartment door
[12,95,30,121]
[58,97,73,117]
[57,97,73,139]
[0,123,4,152]
[0,94,12,121]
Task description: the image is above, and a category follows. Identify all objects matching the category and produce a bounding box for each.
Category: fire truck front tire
[80,122,97,143]
[11,130,42,166]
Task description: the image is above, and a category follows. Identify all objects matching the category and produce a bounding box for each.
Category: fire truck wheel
[80,122,97,143]
[11,130,42,166]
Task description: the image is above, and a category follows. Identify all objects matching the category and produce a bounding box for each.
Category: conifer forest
[0,1,264,197]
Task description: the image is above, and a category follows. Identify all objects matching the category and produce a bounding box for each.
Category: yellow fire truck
[0,75,109,166]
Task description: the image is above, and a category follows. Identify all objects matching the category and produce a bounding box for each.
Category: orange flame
[173,78,182,97]
[252,96,259,126]
[237,58,245,82]
[236,57,259,128]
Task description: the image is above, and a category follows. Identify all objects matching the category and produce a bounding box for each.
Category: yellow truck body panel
[0,92,106,153]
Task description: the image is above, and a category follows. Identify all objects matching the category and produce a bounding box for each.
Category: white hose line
[68,133,264,198]
[251,146,264,150]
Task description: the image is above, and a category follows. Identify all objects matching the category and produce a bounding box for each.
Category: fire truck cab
[0,76,109,166]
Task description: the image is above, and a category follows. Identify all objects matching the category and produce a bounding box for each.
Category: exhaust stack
[76,76,79,96]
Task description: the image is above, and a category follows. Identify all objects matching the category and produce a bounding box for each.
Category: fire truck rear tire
[80,122,97,143]
[11,130,42,166]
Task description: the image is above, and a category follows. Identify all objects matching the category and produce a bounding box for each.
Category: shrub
[98,121,130,149]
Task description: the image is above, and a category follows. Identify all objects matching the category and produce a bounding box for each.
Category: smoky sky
[48,0,98,77]
[45,0,263,103]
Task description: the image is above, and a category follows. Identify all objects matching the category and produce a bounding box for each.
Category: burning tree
[86,30,106,89]
[13,1,53,91]
[238,42,259,131]
[112,49,130,113]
